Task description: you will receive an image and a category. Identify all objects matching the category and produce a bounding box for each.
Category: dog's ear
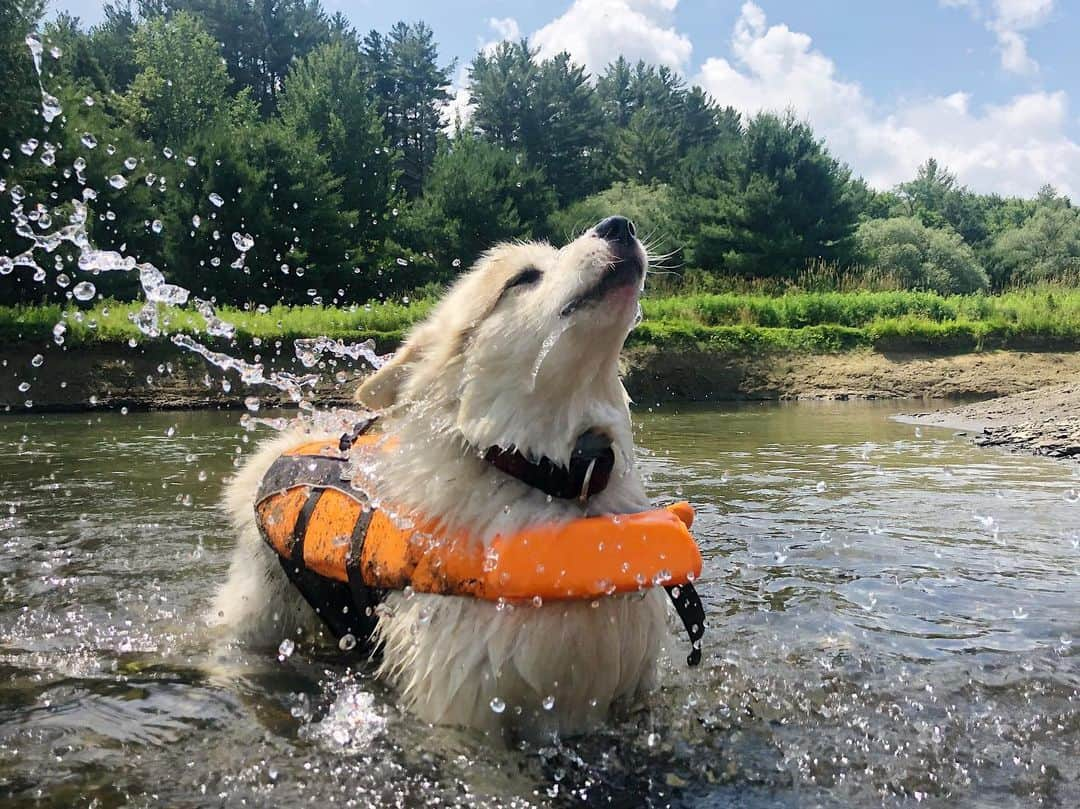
[354,340,422,410]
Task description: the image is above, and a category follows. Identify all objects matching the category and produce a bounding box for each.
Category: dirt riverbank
[4,341,1080,412]
[622,347,1080,402]
[898,383,1080,461]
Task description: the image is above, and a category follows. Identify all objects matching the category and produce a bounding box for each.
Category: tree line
[1,0,1078,308]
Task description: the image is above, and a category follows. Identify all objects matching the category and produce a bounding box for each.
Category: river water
[1,402,1077,807]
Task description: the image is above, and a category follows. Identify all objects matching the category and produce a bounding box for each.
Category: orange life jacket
[255,422,706,664]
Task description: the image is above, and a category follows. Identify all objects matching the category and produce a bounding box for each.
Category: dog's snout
[594,216,636,244]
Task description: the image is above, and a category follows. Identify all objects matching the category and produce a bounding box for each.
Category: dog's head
[357,217,646,465]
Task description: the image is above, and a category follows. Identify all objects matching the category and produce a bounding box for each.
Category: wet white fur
[212,232,671,739]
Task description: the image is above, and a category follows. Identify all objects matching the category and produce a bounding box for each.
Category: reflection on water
[1,402,1077,807]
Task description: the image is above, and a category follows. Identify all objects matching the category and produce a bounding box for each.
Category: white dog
[212,217,682,739]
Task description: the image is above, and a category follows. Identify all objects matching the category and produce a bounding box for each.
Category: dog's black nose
[594,216,636,243]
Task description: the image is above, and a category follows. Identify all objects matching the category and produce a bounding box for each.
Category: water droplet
[162,147,174,159]
[185,155,196,167]
[395,257,408,266]
[84,95,94,106]
[232,232,254,252]
[542,695,555,711]
[191,214,201,227]
[452,258,462,268]
[338,633,357,652]
[208,192,224,207]
[31,354,44,367]
[55,273,71,288]
[41,92,62,123]
[123,156,137,170]
[18,381,30,393]
[151,219,163,234]
[489,697,506,714]
[1065,489,1079,503]
[277,638,295,659]
[72,281,96,301]
[108,174,127,189]
[244,396,260,412]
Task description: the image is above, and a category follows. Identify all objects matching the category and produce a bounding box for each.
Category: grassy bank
[2,288,1079,353]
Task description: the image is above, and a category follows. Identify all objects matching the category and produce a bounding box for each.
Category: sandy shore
[898,383,1080,461]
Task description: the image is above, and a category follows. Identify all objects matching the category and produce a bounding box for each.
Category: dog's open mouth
[560,248,644,317]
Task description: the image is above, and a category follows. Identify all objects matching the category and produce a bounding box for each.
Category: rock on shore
[900,383,1080,461]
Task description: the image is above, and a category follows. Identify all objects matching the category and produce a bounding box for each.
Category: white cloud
[941,0,1055,74]
[696,2,1080,198]
[993,0,1054,30]
[487,17,522,44]
[531,0,692,75]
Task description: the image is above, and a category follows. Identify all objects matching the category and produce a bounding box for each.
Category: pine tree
[0,0,45,147]
[364,22,452,197]
[163,0,330,114]
[470,42,603,204]
[279,40,398,258]
[402,132,555,281]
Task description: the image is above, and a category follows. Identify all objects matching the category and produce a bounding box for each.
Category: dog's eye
[502,267,543,292]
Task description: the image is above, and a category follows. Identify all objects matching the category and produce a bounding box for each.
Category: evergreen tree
[401,132,555,282]
[163,0,330,114]
[468,40,535,149]
[364,22,452,197]
[614,107,678,183]
[530,52,605,203]
[0,0,45,147]
[279,40,398,258]
[595,56,635,127]
[897,158,991,247]
[730,111,859,277]
[87,2,140,92]
[117,12,231,146]
[470,42,604,204]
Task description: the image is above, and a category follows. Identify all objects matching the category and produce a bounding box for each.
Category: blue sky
[53,0,1080,197]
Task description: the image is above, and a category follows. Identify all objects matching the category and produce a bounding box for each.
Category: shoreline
[4,342,1080,413]
[897,384,1080,462]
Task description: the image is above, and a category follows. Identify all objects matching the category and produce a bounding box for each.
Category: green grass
[2,288,1079,354]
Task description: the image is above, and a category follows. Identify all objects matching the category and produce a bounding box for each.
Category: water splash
[2,35,388,425]
[528,319,574,391]
[294,336,384,369]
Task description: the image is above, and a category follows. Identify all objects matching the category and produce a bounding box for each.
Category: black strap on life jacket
[339,414,379,452]
[262,418,385,654]
[484,428,615,501]
[665,583,705,666]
